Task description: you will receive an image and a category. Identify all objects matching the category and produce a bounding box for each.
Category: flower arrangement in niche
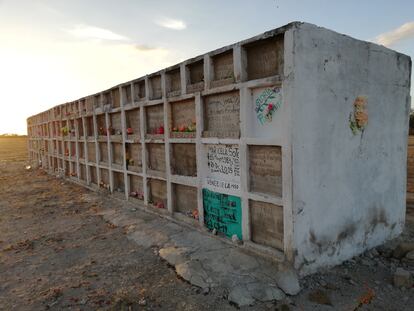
[349,96,368,135]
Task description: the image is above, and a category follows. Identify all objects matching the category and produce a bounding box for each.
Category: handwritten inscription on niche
[204,92,240,133]
[203,188,242,239]
[207,145,240,179]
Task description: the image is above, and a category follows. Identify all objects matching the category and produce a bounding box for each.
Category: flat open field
[0,136,28,162]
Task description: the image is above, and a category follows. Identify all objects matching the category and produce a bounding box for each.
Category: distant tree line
[0,134,27,137]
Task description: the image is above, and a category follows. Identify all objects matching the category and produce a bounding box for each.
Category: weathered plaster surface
[290,23,412,274]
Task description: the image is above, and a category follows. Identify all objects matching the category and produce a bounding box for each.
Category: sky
[0,0,413,134]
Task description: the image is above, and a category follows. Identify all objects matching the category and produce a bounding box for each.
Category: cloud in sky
[155,17,186,30]
[374,21,414,47]
[66,24,129,41]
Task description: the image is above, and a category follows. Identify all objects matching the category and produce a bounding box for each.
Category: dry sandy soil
[0,136,413,310]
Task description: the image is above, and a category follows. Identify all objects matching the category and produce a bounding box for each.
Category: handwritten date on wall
[207,145,240,178]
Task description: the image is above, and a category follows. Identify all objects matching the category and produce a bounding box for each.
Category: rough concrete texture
[94,199,298,307]
[289,23,412,274]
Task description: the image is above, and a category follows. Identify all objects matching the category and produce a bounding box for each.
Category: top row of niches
[127,34,284,101]
[48,34,285,117]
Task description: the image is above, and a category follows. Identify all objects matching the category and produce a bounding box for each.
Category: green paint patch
[203,188,242,240]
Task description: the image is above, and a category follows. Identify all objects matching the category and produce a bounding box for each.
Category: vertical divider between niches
[120,85,129,200]
[239,87,251,241]
[93,98,101,186]
[74,102,81,182]
[140,99,148,205]
[105,111,113,193]
[195,93,204,225]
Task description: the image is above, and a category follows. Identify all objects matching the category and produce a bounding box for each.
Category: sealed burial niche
[147,143,165,177]
[87,142,96,163]
[203,91,240,138]
[89,165,98,185]
[129,174,143,200]
[125,143,142,173]
[146,104,164,137]
[148,178,167,209]
[170,143,197,176]
[111,142,123,169]
[125,108,140,141]
[27,22,412,275]
[186,59,204,93]
[173,183,198,220]
[99,142,108,165]
[169,99,196,138]
[133,80,146,102]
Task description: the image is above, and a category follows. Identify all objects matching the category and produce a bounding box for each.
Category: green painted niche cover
[202,188,242,240]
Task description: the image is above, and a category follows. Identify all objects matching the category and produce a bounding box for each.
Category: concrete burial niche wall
[27,22,412,275]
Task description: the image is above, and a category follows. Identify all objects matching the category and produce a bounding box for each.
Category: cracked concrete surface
[91,195,300,307]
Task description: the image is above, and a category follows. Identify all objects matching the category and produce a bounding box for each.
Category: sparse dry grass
[0,137,27,162]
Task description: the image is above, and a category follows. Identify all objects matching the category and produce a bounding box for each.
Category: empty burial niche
[122,84,132,106]
[147,143,166,177]
[244,35,284,81]
[79,163,86,181]
[186,59,204,93]
[173,184,198,219]
[86,116,94,137]
[148,178,167,209]
[170,143,197,176]
[89,165,98,185]
[96,114,106,136]
[112,143,123,168]
[125,108,140,140]
[87,142,96,163]
[166,68,181,97]
[133,80,146,102]
[149,75,162,100]
[78,142,85,160]
[111,87,121,108]
[170,99,196,138]
[99,142,109,165]
[203,91,240,138]
[146,104,164,137]
[250,200,283,250]
[125,143,142,173]
[129,175,144,200]
[249,145,282,197]
[99,168,110,190]
[211,50,234,88]
[113,171,125,194]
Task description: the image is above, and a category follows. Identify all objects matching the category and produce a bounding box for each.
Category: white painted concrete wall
[290,23,412,274]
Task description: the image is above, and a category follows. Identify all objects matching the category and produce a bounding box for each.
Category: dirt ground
[1,137,414,310]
